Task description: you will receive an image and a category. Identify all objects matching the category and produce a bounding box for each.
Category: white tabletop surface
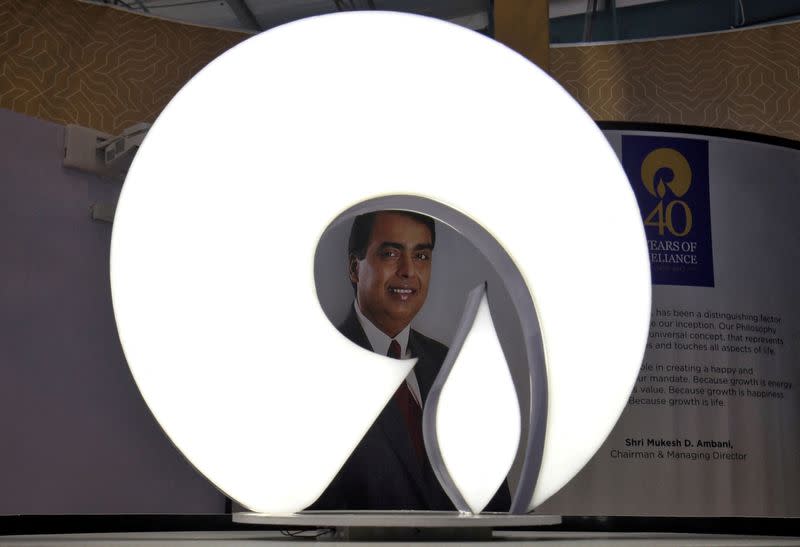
[2,531,800,546]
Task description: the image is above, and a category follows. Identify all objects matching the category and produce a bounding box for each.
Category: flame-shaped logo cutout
[641,148,692,198]
[424,285,521,514]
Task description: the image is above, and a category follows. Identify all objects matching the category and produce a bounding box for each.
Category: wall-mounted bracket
[89,202,117,223]
[64,122,150,179]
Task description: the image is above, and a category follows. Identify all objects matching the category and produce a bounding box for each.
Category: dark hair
[348,211,436,261]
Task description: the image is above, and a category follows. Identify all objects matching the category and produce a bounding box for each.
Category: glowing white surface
[111,12,650,514]
[436,295,520,514]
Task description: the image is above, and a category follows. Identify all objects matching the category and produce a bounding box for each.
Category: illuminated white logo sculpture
[110,12,651,515]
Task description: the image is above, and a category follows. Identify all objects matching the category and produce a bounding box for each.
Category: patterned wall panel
[551,23,800,142]
[2,0,799,142]
[0,0,247,135]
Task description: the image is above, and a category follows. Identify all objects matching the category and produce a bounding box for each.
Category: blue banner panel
[622,135,714,287]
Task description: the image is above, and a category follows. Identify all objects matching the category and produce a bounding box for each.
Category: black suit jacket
[311,308,510,511]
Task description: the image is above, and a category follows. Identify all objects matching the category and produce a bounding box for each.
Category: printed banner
[623,136,714,287]
[537,128,800,517]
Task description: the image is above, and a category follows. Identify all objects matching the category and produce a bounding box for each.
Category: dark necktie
[388,340,426,465]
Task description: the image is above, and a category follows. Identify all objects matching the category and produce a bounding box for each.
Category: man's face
[351,212,433,338]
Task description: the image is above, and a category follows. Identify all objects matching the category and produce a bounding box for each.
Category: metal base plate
[233,511,562,540]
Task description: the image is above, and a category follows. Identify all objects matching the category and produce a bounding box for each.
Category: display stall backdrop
[2,108,798,517]
[1,0,800,519]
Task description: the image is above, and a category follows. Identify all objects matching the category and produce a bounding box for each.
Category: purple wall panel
[0,108,225,514]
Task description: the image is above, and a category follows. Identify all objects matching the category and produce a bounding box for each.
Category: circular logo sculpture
[110,12,651,515]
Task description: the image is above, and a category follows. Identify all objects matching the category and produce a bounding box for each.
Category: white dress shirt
[353,302,422,407]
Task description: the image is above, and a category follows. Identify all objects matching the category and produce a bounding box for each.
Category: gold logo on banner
[640,147,693,237]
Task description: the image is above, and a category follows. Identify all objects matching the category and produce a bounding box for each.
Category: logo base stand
[233,511,562,541]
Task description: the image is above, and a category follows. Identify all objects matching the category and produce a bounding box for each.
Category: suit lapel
[340,309,432,506]
[408,330,455,510]
[375,395,432,506]
[339,308,372,352]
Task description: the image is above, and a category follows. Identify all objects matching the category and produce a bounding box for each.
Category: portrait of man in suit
[312,210,510,511]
